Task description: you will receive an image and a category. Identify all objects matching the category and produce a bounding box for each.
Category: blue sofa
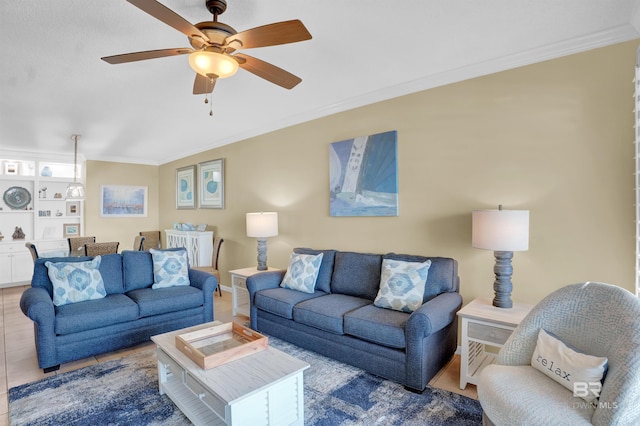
[20,249,217,372]
[247,248,461,391]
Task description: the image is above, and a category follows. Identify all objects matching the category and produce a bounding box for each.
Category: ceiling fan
[102,0,312,100]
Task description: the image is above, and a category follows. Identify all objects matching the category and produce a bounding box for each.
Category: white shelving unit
[0,153,84,286]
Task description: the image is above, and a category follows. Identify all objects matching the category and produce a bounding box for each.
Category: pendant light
[66,134,85,200]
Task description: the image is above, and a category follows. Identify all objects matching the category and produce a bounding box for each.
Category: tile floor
[0,285,476,425]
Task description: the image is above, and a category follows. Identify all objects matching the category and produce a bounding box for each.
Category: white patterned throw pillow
[150,248,190,289]
[45,256,107,307]
[374,259,431,313]
[280,252,324,293]
[531,329,608,403]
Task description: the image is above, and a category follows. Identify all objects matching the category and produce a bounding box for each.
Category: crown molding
[156,24,639,165]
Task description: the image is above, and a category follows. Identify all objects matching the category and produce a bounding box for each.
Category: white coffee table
[152,321,309,426]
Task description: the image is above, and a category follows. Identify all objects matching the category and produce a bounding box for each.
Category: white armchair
[477,282,640,425]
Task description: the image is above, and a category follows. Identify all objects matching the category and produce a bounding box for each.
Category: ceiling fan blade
[127,0,210,42]
[234,53,302,89]
[225,20,312,50]
[193,73,217,95]
[101,48,192,64]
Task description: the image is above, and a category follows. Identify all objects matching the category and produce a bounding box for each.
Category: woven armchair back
[84,242,120,256]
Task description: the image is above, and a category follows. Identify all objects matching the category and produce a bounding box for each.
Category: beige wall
[93,39,637,306]
[85,161,160,250]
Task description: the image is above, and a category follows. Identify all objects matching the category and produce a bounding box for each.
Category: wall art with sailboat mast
[329,130,398,217]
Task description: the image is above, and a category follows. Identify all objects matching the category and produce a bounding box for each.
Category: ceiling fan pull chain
[209,102,213,116]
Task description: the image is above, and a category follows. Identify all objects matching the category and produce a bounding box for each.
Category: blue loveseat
[20,249,217,372]
[247,248,462,391]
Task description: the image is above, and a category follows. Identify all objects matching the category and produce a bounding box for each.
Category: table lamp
[246,212,278,270]
[472,205,529,308]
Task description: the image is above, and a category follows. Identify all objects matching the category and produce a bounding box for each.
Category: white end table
[229,267,282,317]
[457,297,533,389]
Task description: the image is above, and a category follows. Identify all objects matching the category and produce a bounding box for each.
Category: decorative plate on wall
[3,186,31,209]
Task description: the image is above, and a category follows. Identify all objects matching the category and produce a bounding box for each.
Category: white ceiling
[1,1,639,165]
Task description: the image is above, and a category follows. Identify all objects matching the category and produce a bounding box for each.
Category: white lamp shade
[472,209,529,251]
[246,212,278,238]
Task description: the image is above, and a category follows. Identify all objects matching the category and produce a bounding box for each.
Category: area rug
[9,338,482,425]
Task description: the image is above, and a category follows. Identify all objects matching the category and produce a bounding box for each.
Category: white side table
[457,297,533,389]
[229,267,281,317]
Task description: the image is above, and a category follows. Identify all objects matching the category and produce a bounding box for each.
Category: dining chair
[68,236,96,255]
[84,242,120,256]
[133,235,145,251]
[192,237,224,297]
[139,231,161,251]
[25,242,39,261]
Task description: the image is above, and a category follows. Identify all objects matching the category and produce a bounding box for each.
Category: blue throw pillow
[374,259,431,313]
[150,248,190,289]
[45,256,107,306]
[280,252,324,293]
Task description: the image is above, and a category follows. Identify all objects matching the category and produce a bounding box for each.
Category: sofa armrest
[246,270,286,294]
[407,291,463,337]
[20,287,57,369]
[188,268,216,322]
[246,270,286,329]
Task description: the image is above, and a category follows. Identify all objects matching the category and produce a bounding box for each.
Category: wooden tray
[175,322,268,369]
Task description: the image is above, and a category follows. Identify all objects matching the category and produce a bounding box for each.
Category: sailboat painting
[329,130,398,217]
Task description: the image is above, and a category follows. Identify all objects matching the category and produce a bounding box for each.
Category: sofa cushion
[126,286,203,318]
[122,250,154,291]
[384,254,458,301]
[293,294,371,335]
[255,288,326,319]
[150,248,191,289]
[293,248,336,293]
[374,259,431,313]
[281,252,324,293]
[331,252,382,300]
[45,257,107,307]
[344,304,408,349]
[55,294,139,335]
[33,254,124,297]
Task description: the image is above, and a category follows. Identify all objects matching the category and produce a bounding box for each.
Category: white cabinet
[457,297,533,389]
[0,242,33,286]
[165,230,213,267]
[1,154,84,286]
[229,267,281,317]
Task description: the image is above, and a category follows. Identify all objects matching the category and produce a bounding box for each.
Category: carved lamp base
[492,250,514,309]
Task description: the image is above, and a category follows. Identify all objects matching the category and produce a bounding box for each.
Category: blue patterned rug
[9,338,482,425]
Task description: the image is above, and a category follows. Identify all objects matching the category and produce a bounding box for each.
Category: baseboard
[219,284,232,293]
[456,345,461,355]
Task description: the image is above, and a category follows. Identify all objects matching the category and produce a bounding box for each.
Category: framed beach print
[63,223,80,237]
[198,159,224,209]
[176,165,196,209]
[100,185,148,217]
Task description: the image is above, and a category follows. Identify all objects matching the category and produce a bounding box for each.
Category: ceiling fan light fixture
[188,51,238,79]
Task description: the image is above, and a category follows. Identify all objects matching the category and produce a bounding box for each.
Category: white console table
[165,230,214,267]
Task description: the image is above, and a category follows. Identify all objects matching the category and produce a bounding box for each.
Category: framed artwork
[4,162,18,175]
[329,130,399,217]
[66,201,80,216]
[176,165,196,209]
[198,158,224,209]
[100,185,148,217]
[63,223,80,237]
